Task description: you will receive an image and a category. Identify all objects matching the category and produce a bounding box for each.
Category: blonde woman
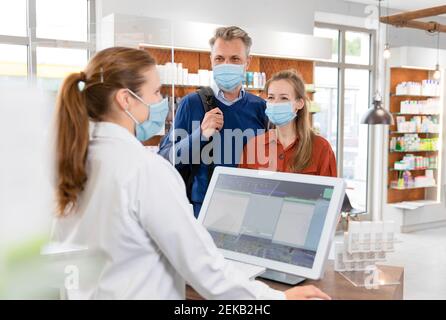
[240,70,336,177]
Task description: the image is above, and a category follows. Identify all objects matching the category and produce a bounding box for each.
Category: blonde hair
[265,69,315,172]
[209,26,252,56]
[55,47,156,216]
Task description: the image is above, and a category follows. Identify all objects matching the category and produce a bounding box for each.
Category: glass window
[313,66,338,155]
[314,27,339,63]
[37,47,88,91]
[0,44,28,86]
[0,0,27,37]
[314,24,373,214]
[36,0,89,41]
[343,69,370,211]
[345,31,371,65]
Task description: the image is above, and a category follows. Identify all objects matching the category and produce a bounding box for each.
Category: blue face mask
[265,102,297,127]
[213,63,245,92]
[125,89,169,141]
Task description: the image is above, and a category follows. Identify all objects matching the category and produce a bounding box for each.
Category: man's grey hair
[209,26,252,57]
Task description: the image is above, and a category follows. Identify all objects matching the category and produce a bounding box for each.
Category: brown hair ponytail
[55,47,156,216]
[55,72,90,215]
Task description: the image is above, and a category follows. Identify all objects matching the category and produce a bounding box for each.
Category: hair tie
[99,68,104,83]
[78,71,87,92]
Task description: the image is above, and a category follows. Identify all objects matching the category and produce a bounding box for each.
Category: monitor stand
[259,269,306,285]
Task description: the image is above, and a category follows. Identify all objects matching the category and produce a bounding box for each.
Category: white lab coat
[51,122,285,300]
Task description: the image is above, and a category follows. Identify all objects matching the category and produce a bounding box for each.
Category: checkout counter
[187,261,404,300]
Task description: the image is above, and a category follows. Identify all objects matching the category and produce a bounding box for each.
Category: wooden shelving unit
[140,46,315,146]
[141,46,314,98]
[387,67,443,204]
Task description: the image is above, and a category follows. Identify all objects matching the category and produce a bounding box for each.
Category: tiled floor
[331,227,446,300]
[382,227,446,300]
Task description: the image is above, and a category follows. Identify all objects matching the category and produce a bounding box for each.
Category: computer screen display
[202,174,335,269]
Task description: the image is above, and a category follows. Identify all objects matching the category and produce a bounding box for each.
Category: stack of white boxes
[157,63,215,87]
[400,98,441,115]
[395,80,441,97]
[334,221,395,272]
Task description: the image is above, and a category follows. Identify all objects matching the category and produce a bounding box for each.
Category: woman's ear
[114,88,132,111]
[294,98,305,112]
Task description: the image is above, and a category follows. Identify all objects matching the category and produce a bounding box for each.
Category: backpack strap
[185,87,217,200]
[197,86,216,112]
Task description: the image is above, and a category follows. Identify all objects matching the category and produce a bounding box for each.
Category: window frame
[0,0,95,80]
[314,22,376,217]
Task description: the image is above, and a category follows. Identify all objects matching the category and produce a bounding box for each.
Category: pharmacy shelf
[161,83,316,93]
[389,168,437,172]
[161,84,266,91]
[390,93,440,98]
[392,113,440,116]
[390,184,437,190]
[390,200,440,210]
[389,150,438,153]
[387,67,443,204]
[390,131,439,135]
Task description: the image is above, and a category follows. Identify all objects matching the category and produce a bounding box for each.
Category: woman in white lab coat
[52,47,330,300]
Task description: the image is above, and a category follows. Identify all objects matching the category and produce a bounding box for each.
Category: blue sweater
[159,91,268,217]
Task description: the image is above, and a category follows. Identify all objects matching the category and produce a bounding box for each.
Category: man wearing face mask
[159,26,268,218]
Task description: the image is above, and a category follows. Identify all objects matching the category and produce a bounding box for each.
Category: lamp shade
[361,99,394,125]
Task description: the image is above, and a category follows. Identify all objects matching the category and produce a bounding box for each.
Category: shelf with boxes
[390,182,437,191]
[393,115,440,134]
[139,45,317,146]
[140,45,315,99]
[392,98,441,134]
[154,60,316,93]
[387,67,444,204]
[394,79,441,97]
[390,168,437,171]
[398,98,441,114]
[392,154,438,171]
[389,134,438,153]
[390,153,438,190]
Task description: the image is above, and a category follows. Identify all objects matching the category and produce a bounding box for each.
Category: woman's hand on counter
[284,285,332,300]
